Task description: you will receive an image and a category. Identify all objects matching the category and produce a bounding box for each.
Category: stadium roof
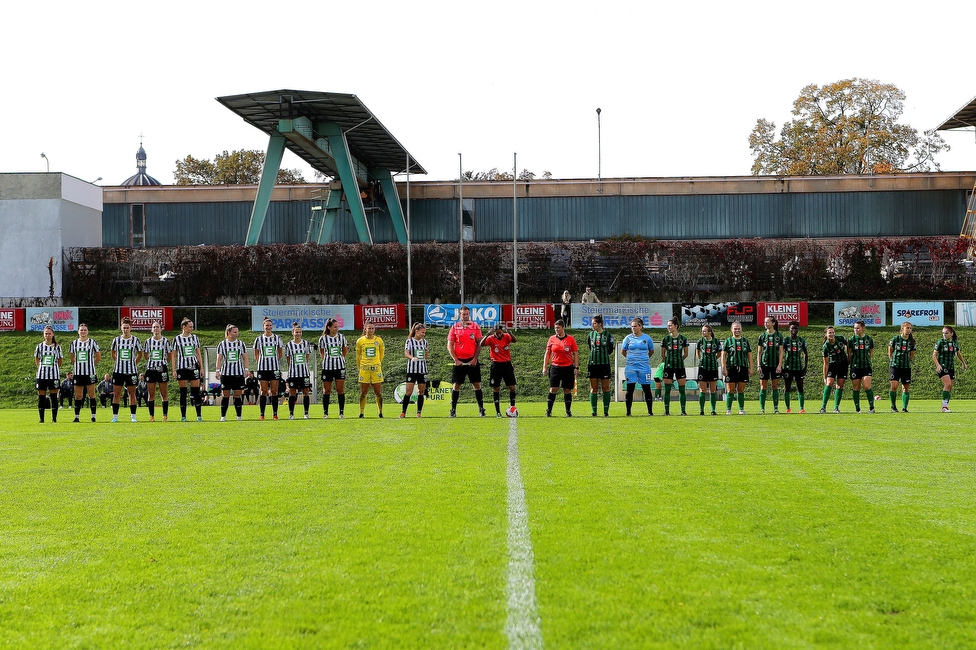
[936,94,976,131]
[216,90,426,177]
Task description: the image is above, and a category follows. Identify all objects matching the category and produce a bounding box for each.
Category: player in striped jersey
[173,317,205,422]
[111,317,144,423]
[695,325,721,416]
[756,317,784,414]
[847,320,875,414]
[216,324,249,421]
[820,326,848,413]
[284,322,314,419]
[69,323,101,422]
[934,325,967,412]
[661,317,690,416]
[34,325,63,423]
[781,321,808,413]
[356,322,385,418]
[586,315,614,417]
[143,321,172,422]
[481,323,518,417]
[720,321,753,415]
[253,317,284,421]
[402,323,429,418]
[888,321,916,413]
[319,318,348,419]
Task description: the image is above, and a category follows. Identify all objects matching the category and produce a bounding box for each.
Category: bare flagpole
[513,152,518,330]
[459,153,464,306]
[406,152,412,331]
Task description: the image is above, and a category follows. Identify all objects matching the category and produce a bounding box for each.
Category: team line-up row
[30,308,966,423]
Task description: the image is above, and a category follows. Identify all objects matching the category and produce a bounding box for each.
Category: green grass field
[2,403,976,648]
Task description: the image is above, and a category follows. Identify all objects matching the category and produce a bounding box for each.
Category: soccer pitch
[2,404,976,649]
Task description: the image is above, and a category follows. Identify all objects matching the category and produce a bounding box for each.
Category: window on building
[461,198,475,242]
[130,204,146,248]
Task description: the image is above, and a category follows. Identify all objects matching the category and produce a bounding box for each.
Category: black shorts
[287,375,311,390]
[257,370,281,382]
[220,374,245,391]
[113,372,138,387]
[758,366,781,381]
[937,368,955,380]
[587,363,612,380]
[548,365,575,389]
[662,367,686,382]
[781,368,805,382]
[177,367,201,382]
[826,363,848,380]
[452,362,482,385]
[321,368,347,382]
[35,378,59,391]
[73,374,97,387]
[489,361,517,388]
[406,373,427,385]
[145,368,169,383]
[849,367,872,381]
[725,365,749,384]
[889,367,912,384]
[697,368,719,383]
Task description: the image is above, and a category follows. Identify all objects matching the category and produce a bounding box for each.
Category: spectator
[98,373,114,408]
[59,372,75,408]
[136,374,149,407]
[244,371,260,405]
[556,290,572,326]
[581,286,602,304]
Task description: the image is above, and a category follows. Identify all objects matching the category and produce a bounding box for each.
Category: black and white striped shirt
[318,333,348,370]
[216,339,248,376]
[404,338,429,375]
[172,333,202,370]
[69,338,100,378]
[111,335,143,375]
[144,336,172,371]
[253,334,283,372]
[285,340,314,378]
[34,342,63,380]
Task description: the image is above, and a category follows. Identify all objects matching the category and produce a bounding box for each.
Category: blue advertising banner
[424,304,501,327]
[26,307,78,332]
[251,305,355,331]
[834,302,886,327]
[892,302,944,327]
[572,303,672,329]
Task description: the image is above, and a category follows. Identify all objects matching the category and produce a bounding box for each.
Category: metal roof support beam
[318,184,344,244]
[245,131,286,246]
[318,122,372,244]
[373,168,407,244]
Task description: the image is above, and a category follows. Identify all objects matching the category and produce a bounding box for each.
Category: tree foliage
[749,79,949,176]
[174,150,307,185]
[461,168,553,181]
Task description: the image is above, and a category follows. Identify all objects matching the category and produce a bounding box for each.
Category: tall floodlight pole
[459,153,465,306]
[513,152,518,330]
[406,152,413,331]
[596,108,602,183]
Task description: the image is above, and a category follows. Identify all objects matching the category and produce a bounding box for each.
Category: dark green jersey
[696,337,720,371]
[722,337,751,367]
[889,335,915,369]
[822,336,848,365]
[847,334,874,369]
[757,331,784,367]
[661,334,688,368]
[587,330,615,366]
[782,335,807,371]
[934,338,960,371]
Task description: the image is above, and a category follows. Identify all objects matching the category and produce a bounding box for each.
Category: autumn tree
[460,168,553,181]
[748,79,949,176]
[174,150,307,185]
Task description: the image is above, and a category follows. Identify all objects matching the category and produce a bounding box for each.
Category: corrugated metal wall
[103,189,965,246]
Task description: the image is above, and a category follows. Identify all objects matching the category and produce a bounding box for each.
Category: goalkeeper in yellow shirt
[356,322,385,418]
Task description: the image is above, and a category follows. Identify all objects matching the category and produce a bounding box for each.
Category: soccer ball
[506,406,519,418]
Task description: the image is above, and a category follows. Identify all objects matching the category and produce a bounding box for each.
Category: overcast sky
[4,1,974,186]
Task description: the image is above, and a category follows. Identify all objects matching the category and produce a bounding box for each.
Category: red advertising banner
[355,304,405,329]
[0,308,25,332]
[759,302,809,327]
[120,307,174,331]
[502,304,554,329]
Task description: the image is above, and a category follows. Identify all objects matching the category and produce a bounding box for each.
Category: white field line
[505,417,543,650]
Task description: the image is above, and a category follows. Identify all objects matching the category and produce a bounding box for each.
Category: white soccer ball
[506,406,519,418]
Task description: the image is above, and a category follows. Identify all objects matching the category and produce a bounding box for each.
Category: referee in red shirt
[447,306,486,417]
[480,323,518,417]
[542,319,579,417]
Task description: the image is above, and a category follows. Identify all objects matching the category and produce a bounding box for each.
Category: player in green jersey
[888,321,916,413]
[933,325,967,412]
[695,325,721,415]
[846,320,876,413]
[820,326,848,413]
[660,318,689,415]
[781,321,808,413]
[756,317,784,414]
[586,314,615,417]
[720,321,753,415]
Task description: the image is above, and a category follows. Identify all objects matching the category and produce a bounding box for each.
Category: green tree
[749,78,949,175]
[174,150,306,185]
